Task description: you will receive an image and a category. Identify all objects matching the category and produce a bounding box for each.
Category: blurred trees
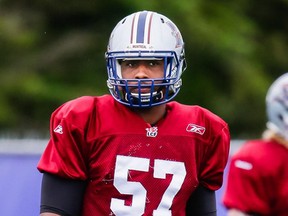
[0,0,287,138]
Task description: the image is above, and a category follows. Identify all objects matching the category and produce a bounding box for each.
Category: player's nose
[134,62,149,79]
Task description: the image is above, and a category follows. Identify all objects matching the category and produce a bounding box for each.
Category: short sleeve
[222,142,272,214]
[37,96,95,180]
[199,124,230,191]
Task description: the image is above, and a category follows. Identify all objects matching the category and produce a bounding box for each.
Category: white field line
[0,139,245,155]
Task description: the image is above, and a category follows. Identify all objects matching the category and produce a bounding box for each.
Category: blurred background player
[222,73,288,216]
[37,10,230,216]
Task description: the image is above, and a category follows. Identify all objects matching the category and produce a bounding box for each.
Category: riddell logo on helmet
[186,124,206,135]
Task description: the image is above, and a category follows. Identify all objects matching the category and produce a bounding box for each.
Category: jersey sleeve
[37,96,95,180]
[222,142,272,214]
[199,123,230,191]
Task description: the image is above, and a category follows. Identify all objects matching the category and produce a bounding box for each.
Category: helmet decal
[166,20,183,48]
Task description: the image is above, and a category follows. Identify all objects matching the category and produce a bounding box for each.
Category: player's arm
[40,172,87,216]
[186,185,216,216]
[40,213,61,216]
[227,209,259,216]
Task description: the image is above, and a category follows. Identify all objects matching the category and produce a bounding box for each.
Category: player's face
[121,59,165,79]
[120,59,165,94]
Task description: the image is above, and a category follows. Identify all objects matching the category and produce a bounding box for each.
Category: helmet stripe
[130,14,136,44]
[147,12,154,44]
[136,11,148,43]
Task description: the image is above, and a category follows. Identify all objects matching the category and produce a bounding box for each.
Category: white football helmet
[266,73,288,140]
[106,10,186,107]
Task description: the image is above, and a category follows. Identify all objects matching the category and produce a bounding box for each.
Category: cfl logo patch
[146,126,158,137]
[186,124,205,135]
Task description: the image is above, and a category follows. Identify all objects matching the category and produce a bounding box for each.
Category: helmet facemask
[106,50,184,107]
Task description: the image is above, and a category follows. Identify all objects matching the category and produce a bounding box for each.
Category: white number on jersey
[110,155,187,216]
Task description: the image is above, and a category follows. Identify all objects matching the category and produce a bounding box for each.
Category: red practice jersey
[223,139,288,216]
[38,95,230,216]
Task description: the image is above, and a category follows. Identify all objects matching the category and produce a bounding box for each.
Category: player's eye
[122,60,138,67]
[148,61,156,66]
[147,60,162,67]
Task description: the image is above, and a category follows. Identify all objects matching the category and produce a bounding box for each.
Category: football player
[38,10,230,216]
[223,73,288,216]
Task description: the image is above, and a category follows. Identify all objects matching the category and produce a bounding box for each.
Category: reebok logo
[186,124,205,135]
[53,124,63,134]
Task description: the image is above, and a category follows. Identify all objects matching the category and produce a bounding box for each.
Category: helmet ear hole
[278,114,283,121]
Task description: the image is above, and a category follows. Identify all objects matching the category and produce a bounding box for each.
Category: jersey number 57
[110,155,187,216]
